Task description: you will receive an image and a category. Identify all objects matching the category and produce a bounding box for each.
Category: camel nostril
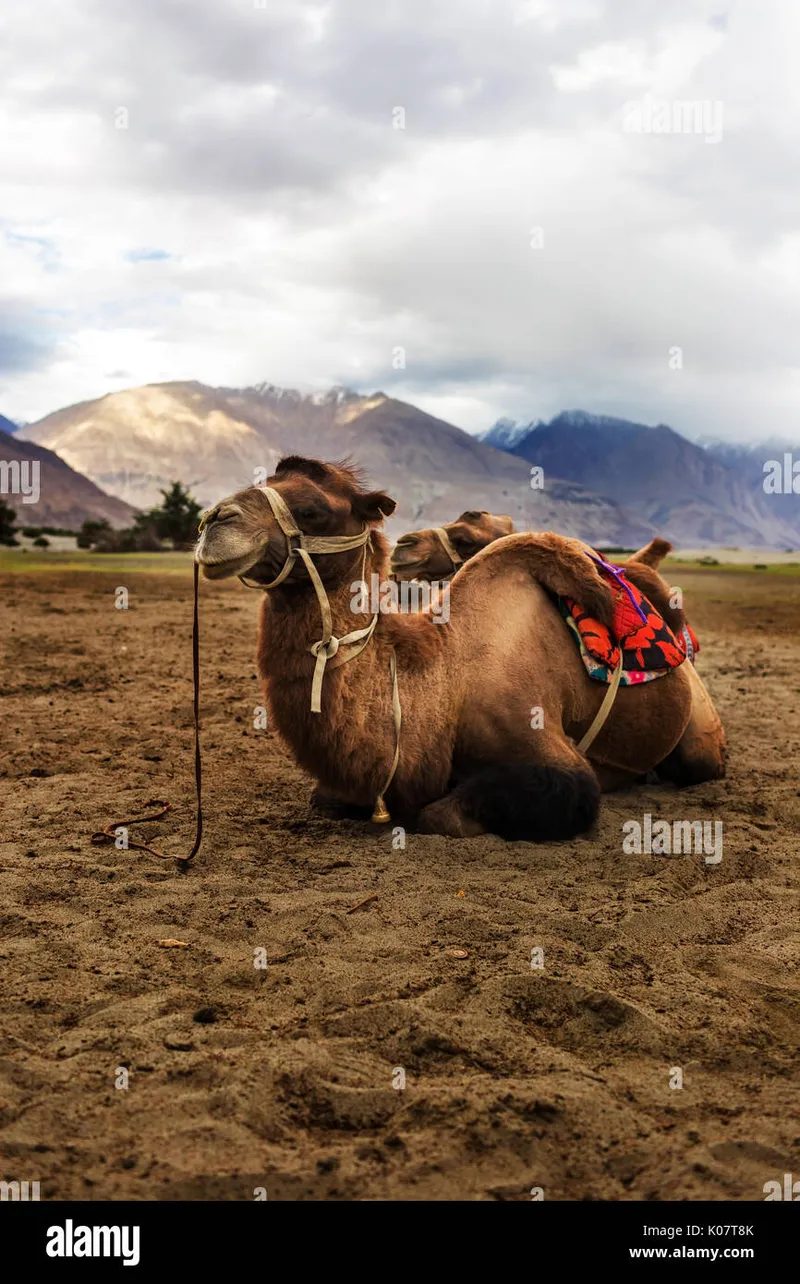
[201,506,240,530]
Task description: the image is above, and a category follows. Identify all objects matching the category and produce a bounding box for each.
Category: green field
[1,546,798,578]
[0,549,195,574]
[664,556,800,576]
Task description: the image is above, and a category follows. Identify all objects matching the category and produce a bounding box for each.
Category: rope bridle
[237,486,402,823]
[432,526,464,573]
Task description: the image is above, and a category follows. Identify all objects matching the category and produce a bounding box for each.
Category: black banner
[1,1198,794,1272]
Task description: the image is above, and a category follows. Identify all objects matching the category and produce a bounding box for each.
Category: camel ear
[353,490,396,523]
[457,509,485,523]
[628,537,672,569]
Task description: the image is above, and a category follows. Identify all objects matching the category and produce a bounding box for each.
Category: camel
[195,457,726,841]
[390,517,723,790]
[393,515,682,629]
[391,510,515,581]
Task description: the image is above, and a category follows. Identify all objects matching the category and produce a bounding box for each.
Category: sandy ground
[0,562,798,1202]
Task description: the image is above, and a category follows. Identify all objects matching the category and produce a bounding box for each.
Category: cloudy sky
[0,0,797,440]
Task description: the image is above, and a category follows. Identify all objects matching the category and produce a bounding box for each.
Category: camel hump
[627,537,673,569]
[476,531,615,627]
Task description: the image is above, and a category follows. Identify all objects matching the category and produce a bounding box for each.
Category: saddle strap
[577,652,624,754]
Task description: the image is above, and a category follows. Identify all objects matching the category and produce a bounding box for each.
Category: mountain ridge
[481,411,798,548]
[20,386,796,547]
[22,382,658,545]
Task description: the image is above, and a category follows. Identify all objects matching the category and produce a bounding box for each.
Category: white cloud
[0,0,797,444]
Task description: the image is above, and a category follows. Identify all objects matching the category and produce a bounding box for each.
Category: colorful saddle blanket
[560,553,699,686]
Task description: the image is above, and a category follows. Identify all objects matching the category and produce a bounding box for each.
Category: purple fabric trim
[584,550,649,625]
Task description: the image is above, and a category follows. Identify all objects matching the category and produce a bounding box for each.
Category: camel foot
[418,795,486,837]
[418,762,601,842]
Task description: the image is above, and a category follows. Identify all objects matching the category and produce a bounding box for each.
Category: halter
[432,526,464,573]
[237,486,401,823]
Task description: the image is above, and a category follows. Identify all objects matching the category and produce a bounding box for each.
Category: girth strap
[577,652,624,754]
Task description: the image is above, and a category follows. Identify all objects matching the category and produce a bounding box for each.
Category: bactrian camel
[195,457,726,841]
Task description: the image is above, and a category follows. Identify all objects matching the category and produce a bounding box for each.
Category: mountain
[0,426,136,530]
[701,437,799,539]
[481,411,799,548]
[22,383,657,545]
[0,412,18,435]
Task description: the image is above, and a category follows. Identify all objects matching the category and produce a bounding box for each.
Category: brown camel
[393,515,682,629]
[195,457,726,841]
[391,510,515,581]
[391,517,724,790]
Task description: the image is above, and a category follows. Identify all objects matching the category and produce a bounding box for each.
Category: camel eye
[295,505,325,525]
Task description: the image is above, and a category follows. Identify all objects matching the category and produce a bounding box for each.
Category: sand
[0,562,798,1201]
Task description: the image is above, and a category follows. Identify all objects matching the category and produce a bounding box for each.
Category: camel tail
[511,533,615,627]
[453,762,600,842]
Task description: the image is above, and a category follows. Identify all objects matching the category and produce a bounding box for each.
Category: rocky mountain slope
[482,411,799,548]
[0,426,136,530]
[22,384,656,545]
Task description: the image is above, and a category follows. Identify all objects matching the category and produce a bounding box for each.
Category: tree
[147,481,203,550]
[0,498,18,546]
[77,518,112,549]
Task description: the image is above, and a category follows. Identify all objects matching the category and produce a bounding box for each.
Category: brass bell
[371,795,391,824]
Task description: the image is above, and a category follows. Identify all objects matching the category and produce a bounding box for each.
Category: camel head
[195,456,396,585]
[391,510,515,581]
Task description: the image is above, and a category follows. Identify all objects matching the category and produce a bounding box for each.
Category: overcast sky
[0,0,797,441]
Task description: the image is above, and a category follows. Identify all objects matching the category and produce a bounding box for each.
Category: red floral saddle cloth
[559,553,699,686]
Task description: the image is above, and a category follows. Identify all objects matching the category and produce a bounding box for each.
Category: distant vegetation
[0,498,19,546]
[78,482,203,553]
[21,525,76,537]
[1,481,203,553]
